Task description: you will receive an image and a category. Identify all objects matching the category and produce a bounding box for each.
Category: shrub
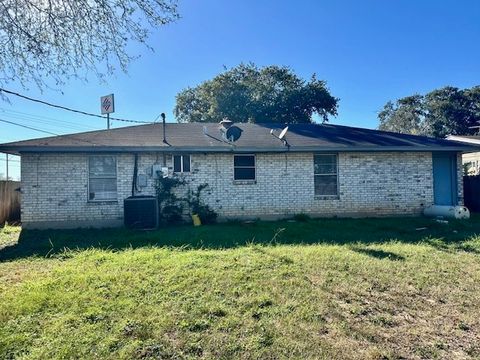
[155,175,186,225]
[187,184,218,224]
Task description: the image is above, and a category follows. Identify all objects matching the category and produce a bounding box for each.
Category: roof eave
[446,136,480,145]
[0,145,478,155]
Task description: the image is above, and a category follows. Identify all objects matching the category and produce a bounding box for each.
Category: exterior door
[432,153,457,206]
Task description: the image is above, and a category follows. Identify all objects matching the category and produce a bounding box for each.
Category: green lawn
[1,217,480,359]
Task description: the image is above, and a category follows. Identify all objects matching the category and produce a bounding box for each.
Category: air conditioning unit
[124,196,158,229]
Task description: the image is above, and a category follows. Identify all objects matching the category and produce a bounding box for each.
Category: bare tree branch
[0,0,179,89]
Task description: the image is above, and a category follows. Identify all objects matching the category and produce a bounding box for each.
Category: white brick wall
[20,151,452,228]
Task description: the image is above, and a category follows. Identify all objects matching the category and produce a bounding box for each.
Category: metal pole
[5,154,8,181]
[107,113,110,130]
[161,113,166,166]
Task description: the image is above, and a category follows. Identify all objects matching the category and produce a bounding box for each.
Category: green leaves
[378,86,480,138]
[175,63,338,124]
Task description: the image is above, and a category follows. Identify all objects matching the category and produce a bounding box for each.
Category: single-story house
[0,121,477,229]
[446,135,480,175]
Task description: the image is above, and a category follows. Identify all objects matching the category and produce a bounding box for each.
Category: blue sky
[1,0,479,179]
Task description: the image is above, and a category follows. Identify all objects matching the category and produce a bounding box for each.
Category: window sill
[233,180,257,185]
[314,195,340,200]
[87,200,118,205]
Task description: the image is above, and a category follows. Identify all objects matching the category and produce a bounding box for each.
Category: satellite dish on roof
[270,126,290,147]
[225,125,242,142]
[279,126,289,140]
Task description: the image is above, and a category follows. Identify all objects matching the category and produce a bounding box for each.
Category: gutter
[446,135,480,146]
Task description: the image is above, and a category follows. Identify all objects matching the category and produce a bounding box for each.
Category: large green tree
[378,86,480,138]
[175,63,338,123]
[0,0,179,89]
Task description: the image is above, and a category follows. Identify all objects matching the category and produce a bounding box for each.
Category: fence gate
[0,181,20,226]
[463,175,480,213]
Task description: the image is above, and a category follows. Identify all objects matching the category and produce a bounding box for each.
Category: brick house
[0,121,475,229]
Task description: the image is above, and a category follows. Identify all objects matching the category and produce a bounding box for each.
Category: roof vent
[219,118,242,142]
[219,118,234,129]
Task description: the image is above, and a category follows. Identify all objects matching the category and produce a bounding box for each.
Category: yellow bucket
[192,214,202,226]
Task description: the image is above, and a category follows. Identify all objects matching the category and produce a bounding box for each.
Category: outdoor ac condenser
[124,196,158,229]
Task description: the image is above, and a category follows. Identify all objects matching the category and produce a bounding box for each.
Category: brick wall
[20,151,445,228]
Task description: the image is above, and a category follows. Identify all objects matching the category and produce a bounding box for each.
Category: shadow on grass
[350,247,405,261]
[1,216,480,262]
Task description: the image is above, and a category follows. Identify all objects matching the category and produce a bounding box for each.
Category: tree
[378,95,425,135]
[424,86,480,137]
[378,86,480,138]
[0,0,179,89]
[175,63,338,124]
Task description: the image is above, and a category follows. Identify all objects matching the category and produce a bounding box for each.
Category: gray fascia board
[1,145,479,155]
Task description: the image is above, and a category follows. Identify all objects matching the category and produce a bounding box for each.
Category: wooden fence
[0,181,21,226]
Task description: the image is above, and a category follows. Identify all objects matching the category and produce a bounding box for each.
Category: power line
[0,117,59,136]
[0,111,97,132]
[0,117,98,145]
[0,88,153,124]
[0,108,99,131]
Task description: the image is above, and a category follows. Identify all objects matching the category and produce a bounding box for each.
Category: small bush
[155,177,218,226]
[155,175,186,225]
[187,184,218,224]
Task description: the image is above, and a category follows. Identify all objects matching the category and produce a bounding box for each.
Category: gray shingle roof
[0,122,477,155]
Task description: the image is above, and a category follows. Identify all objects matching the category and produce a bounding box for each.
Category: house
[0,121,476,229]
[446,135,480,175]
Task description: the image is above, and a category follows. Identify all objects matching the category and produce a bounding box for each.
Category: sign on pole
[101,94,114,129]
[101,94,115,114]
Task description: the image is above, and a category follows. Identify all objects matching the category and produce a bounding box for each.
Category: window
[88,156,117,201]
[314,154,338,196]
[173,155,191,173]
[234,155,255,180]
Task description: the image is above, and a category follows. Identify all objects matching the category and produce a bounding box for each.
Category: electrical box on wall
[137,174,147,187]
[151,164,162,178]
[151,164,169,179]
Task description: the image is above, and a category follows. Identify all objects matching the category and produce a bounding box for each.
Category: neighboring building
[0,122,476,229]
[446,135,480,175]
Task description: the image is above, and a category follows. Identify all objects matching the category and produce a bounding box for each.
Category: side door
[432,153,457,206]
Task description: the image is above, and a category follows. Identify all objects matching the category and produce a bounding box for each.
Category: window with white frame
[88,156,117,201]
[314,154,338,196]
[234,154,255,180]
[173,155,191,173]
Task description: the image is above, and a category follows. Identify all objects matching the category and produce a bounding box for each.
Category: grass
[1,216,480,359]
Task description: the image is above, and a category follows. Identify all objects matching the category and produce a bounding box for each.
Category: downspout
[131,154,138,197]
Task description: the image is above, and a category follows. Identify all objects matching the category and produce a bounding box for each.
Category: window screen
[234,155,255,180]
[314,154,338,196]
[89,156,117,201]
[173,155,191,173]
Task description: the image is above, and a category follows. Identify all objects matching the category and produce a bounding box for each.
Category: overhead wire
[0,117,98,145]
[0,117,59,136]
[0,108,100,131]
[0,112,97,132]
[0,88,153,124]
